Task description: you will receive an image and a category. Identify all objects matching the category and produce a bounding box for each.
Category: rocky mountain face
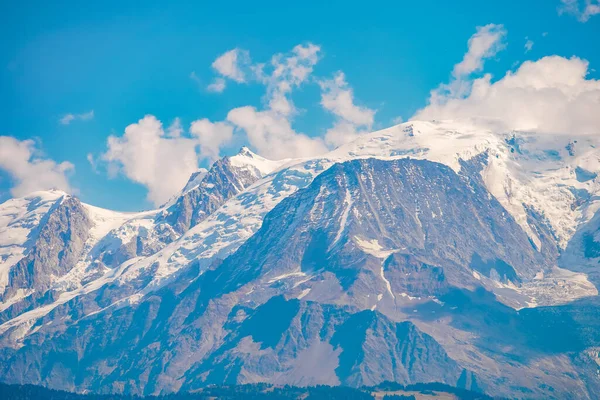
[96,149,271,271]
[164,152,266,233]
[1,120,600,399]
[6,197,92,297]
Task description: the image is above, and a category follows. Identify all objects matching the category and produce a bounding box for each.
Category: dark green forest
[0,382,495,400]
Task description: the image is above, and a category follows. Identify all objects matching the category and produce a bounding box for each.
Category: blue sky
[1,0,599,210]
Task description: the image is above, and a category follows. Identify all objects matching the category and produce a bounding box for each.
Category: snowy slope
[82,203,156,243]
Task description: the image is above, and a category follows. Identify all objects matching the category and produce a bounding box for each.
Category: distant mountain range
[1,120,600,399]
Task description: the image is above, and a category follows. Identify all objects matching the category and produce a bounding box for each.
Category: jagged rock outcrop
[165,154,265,233]
[383,254,448,297]
[96,148,270,270]
[4,197,91,300]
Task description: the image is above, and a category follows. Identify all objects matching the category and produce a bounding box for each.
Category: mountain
[1,120,600,399]
[0,147,283,326]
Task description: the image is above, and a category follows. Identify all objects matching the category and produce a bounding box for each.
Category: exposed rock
[5,197,91,299]
[165,156,266,234]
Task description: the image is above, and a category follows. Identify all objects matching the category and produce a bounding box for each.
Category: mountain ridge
[1,120,600,398]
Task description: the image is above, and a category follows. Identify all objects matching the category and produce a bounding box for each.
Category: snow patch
[0,288,33,312]
[267,271,307,284]
[399,292,420,301]
[379,265,395,300]
[82,203,152,242]
[332,187,353,247]
[354,237,400,259]
[483,267,597,310]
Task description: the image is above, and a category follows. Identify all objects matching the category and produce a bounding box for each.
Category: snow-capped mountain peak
[326,119,600,249]
[228,146,291,176]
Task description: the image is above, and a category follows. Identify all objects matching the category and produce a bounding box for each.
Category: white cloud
[207,77,226,93]
[205,43,322,113]
[190,71,202,88]
[525,37,534,53]
[414,55,600,136]
[79,110,95,120]
[320,72,375,126]
[166,117,183,138]
[452,24,507,78]
[426,24,506,103]
[212,48,250,83]
[87,153,97,173]
[560,0,600,21]
[227,106,327,159]
[414,25,600,136]
[208,43,377,155]
[261,43,322,116]
[189,118,234,161]
[224,43,328,158]
[0,136,74,197]
[60,110,94,125]
[322,121,364,148]
[60,114,75,125]
[422,24,507,107]
[100,115,201,206]
[98,115,238,204]
[97,42,372,200]
[392,116,404,125]
[319,72,376,147]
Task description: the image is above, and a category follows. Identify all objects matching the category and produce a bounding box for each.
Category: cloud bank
[224,43,328,158]
[100,116,201,206]
[206,48,252,92]
[415,55,600,136]
[319,72,376,147]
[0,137,74,196]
